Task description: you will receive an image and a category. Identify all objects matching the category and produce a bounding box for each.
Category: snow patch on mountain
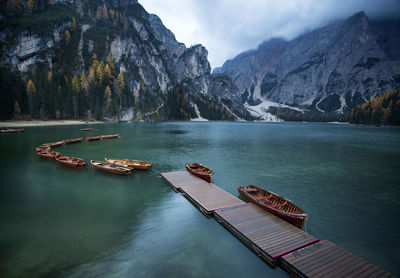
[244,100,304,122]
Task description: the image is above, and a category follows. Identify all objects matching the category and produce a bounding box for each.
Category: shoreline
[0,120,104,128]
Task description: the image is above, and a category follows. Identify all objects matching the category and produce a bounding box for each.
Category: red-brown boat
[1,128,24,133]
[80,128,93,131]
[36,145,51,152]
[91,160,133,175]
[100,134,119,139]
[46,140,64,148]
[85,136,101,142]
[64,137,82,144]
[185,163,214,183]
[36,149,61,160]
[237,185,307,229]
[56,154,87,168]
[105,158,152,170]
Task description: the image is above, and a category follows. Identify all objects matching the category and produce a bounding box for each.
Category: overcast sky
[140,0,400,69]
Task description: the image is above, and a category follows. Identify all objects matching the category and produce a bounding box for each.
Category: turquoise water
[0,122,399,277]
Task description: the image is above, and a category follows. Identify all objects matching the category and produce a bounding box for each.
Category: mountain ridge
[213,11,400,120]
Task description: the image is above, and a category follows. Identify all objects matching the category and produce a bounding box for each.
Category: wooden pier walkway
[214,203,318,264]
[281,240,395,278]
[161,171,244,214]
[161,171,394,277]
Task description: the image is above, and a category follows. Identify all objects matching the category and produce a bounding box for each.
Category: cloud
[140,0,400,69]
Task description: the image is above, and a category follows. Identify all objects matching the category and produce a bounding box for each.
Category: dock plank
[161,171,244,214]
[214,203,317,263]
[281,240,393,278]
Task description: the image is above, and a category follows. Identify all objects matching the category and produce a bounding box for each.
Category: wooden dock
[161,171,394,277]
[281,240,395,278]
[161,171,244,214]
[214,203,318,264]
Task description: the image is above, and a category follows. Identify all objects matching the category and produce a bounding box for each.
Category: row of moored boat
[35,133,152,174]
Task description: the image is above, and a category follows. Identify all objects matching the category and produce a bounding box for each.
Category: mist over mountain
[213,11,400,121]
[1,2,399,122]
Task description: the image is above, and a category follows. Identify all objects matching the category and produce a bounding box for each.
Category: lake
[0,122,399,277]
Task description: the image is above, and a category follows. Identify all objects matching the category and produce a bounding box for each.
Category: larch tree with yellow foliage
[28,0,35,12]
[26,79,36,117]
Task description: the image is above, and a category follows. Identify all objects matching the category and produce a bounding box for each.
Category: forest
[349,89,400,125]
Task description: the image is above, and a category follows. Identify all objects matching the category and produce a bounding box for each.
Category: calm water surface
[0,122,399,277]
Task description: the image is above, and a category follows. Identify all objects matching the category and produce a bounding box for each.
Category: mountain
[213,12,400,121]
[0,0,247,121]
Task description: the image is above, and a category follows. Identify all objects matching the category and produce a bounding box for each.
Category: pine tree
[71,75,80,118]
[28,0,35,12]
[117,72,126,89]
[105,64,113,79]
[72,75,80,94]
[110,9,115,20]
[13,101,21,120]
[102,4,108,19]
[88,68,95,84]
[47,70,53,82]
[80,72,89,91]
[26,79,36,117]
[107,53,115,70]
[96,63,105,83]
[105,86,112,107]
[72,17,77,30]
[65,30,71,45]
[96,6,102,20]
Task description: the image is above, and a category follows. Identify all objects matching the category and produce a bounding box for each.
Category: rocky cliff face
[0,0,238,121]
[214,12,400,116]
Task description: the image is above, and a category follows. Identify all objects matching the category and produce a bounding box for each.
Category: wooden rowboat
[237,185,307,229]
[1,128,24,133]
[56,154,87,168]
[80,128,93,131]
[36,145,51,152]
[91,160,133,175]
[105,158,152,170]
[100,134,119,139]
[36,149,61,160]
[64,137,82,144]
[46,141,64,148]
[185,163,213,183]
[85,136,101,142]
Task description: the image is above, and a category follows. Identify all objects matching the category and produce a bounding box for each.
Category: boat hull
[105,158,152,170]
[1,128,24,133]
[238,186,307,229]
[36,145,51,152]
[100,134,119,139]
[185,163,213,183]
[46,141,64,148]
[36,151,60,160]
[64,138,82,144]
[91,160,132,175]
[85,136,101,142]
[56,156,87,168]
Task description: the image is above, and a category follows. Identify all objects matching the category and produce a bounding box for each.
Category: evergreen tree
[65,30,71,45]
[28,0,35,12]
[26,79,36,118]
[13,101,21,120]
[72,75,80,118]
